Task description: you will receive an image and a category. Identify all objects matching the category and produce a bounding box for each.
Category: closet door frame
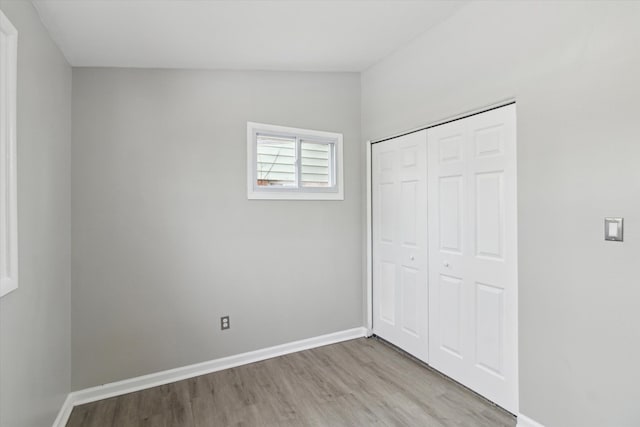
[365,100,518,413]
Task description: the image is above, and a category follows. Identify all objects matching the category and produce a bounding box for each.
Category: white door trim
[367,98,516,146]
[366,139,373,334]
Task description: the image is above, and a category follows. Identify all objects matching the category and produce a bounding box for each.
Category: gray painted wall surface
[362,1,640,426]
[72,68,362,389]
[0,1,72,426]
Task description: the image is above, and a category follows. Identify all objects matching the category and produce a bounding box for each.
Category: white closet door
[427,105,518,413]
[372,130,428,362]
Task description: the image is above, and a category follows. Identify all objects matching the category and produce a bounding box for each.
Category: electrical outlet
[221,316,230,330]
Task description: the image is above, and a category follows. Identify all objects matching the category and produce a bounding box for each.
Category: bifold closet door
[427,104,518,413]
[372,130,428,362]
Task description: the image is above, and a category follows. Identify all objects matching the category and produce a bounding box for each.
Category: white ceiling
[32,0,465,72]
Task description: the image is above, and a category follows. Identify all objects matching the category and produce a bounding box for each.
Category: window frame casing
[247,122,344,200]
[0,10,18,298]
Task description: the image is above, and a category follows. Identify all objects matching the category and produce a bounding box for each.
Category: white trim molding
[51,394,74,427]
[365,139,373,332]
[0,9,18,298]
[52,327,367,427]
[517,413,546,427]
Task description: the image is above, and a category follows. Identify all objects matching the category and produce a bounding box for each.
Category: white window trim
[247,122,344,200]
[0,10,18,298]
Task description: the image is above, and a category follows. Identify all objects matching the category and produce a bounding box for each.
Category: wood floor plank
[111,392,140,427]
[67,337,516,427]
[65,402,92,427]
[67,398,118,427]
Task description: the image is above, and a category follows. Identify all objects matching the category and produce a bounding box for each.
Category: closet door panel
[372,131,428,363]
[428,105,518,413]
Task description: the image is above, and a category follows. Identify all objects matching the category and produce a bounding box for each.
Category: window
[0,10,18,298]
[247,122,344,200]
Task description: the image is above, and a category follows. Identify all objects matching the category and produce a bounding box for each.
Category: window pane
[301,141,331,188]
[256,134,296,187]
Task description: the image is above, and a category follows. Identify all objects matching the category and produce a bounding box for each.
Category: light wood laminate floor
[67,337,516,426]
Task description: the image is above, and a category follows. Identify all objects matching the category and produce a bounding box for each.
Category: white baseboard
[517,413,545,427]
[51,393,74,427]
[52,327,367,427]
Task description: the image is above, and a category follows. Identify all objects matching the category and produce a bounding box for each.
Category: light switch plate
[604,217,623,242]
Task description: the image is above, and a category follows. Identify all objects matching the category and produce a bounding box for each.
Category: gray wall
[72,68,362,389]
[0,1,72,427]
[362,1,640,426]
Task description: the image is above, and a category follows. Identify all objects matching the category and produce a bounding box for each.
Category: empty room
[0,1,638,426]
